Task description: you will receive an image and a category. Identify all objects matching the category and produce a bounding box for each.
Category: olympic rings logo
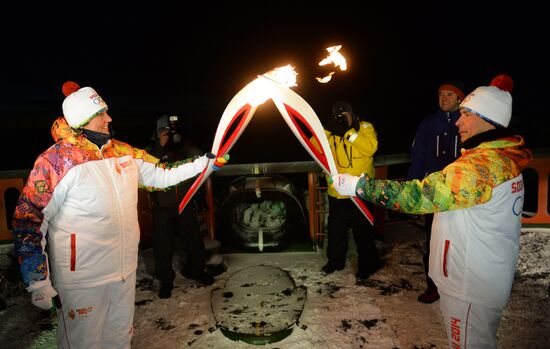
[512,196,523,216]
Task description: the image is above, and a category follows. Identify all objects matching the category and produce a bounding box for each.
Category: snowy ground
[1,219,549,349]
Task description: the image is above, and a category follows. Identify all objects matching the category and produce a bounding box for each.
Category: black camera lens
[335,113,347,125]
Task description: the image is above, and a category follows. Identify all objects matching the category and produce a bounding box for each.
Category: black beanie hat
[332,100,353,116]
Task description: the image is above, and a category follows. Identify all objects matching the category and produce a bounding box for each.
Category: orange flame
[316,72,334,83]
[317,45,347,83]
[263,64,298,87]
[246,65,298,106]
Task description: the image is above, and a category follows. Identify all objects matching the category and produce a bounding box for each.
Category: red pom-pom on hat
[490,74,513,93]
[62,81,80,97]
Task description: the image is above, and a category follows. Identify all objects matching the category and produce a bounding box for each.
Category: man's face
[439,89,461,113]
[455,108,495,142]
[158,129,170,147]
[342,111,353,127]
[83,111,111,134]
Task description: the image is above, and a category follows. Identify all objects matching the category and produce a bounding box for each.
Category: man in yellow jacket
[313,101,382,281]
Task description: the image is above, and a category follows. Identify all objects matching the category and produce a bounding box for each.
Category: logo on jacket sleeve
[511,179,523,193]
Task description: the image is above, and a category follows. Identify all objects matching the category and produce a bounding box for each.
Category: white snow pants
[55,271,136,349]
[439,291,503,349]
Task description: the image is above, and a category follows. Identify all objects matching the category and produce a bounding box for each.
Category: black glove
[329,116,350,137]
[332,124,349,137]
[352,116,360,131]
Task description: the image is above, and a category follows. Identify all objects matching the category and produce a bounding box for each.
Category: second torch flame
[317,45,347,83]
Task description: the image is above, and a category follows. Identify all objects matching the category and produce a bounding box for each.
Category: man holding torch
[330,75,532,348]
[12,81,227,348]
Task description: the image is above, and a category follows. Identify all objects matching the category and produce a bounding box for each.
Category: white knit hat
[61,81,108,128]
[460,74,513,128]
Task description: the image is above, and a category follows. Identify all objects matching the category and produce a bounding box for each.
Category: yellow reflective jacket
[312,120,378,199]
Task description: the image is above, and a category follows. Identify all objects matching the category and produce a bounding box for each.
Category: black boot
[356,260,384,283]
[417,253,439,303]
[194,272,215,286]
[182,270,215,286]
[158,281,173,299]
[321,263,344,275]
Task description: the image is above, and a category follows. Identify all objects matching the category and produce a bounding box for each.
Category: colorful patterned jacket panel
[356,135,532,307]
[13,117,203,291]
[356,136,531,214]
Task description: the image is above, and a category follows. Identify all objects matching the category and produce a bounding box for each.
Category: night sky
[1,2,548,171]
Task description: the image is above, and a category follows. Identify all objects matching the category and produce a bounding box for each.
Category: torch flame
[262,64,298,87]
[246,65,298,106]
[317,45,347,83]
[319,45,347,71]
[316,72,334,83]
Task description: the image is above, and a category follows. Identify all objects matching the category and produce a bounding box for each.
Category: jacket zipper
[101,146,127,282]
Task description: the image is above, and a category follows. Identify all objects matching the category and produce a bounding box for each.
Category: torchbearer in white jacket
[12,81,228,349]
[331,75,533,349]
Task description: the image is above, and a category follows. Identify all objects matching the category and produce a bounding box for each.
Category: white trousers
[439,291,503,349]
[55,271,136,349]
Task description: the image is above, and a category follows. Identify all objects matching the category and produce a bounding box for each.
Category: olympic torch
[178,65,373,225]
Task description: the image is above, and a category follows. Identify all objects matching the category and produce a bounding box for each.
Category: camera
[169,115,179,129]
[167,115,182,144]
[333,113,347,125]
[157,115,182,147]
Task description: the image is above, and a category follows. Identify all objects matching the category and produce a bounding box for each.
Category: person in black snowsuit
[146,115,214,298]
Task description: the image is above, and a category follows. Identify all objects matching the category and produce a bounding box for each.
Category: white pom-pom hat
[61,81,108,128]
[460,74,513,128]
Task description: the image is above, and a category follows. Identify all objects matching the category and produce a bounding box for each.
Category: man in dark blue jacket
[407,80,467,303]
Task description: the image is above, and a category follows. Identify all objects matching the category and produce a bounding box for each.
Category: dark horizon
[1,3,548,171]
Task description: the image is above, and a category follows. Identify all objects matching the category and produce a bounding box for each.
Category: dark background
[1,2,548,171]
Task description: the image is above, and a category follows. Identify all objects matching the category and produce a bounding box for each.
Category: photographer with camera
[312,100,383,283]
[146,115,215,298]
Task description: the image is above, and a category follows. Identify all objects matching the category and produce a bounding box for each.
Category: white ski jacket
[355,134,532,308]
[13,117,208,292]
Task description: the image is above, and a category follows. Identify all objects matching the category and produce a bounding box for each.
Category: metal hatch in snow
[211,265,307,344]
[218,175,309,251]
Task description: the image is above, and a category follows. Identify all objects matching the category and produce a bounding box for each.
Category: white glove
[31,285,58,311]
[192,154,211,174]
[331,173,360,197]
